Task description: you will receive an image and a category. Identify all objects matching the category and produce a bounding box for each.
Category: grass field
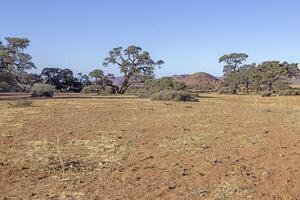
[1,94,300,199]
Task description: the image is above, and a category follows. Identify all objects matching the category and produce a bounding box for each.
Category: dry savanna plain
[0,93,300,199]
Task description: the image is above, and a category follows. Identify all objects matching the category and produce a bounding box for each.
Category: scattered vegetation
[1,36,300,96]
[31,83,55,97]
[8,99,33,107]
[150,90,198,102]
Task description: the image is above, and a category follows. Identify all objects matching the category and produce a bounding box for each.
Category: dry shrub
[31,83,55,97]
[260,91,273,97]
[9,99,33,108]
[150,90,198,102]
[218,87,232,94]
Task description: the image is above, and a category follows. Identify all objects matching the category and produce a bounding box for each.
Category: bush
[31,83,55,97]
[81,85,94,94]
[145,77,186,93]
[218,87,232,94]
[82,85,100,94]
[150,90,198,102]
[100,86,116,95]
[278,89,300,96]
[260,91,273,97]
[9,99,33,108]
[134,89,151,98]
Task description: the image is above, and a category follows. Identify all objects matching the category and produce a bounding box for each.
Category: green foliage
[273,81,291,91]
[218,87,232,94]
[150,90,198,102]
[9,99,33,108]
[0,71,16,92]
[0,37,35,73]
[219,53,248,74]
[258,61,299,91]
[219,53,300,94]
[31,83,55,97]
[0,37,36,91]
[103,46,164,94]
[144,77,186,93]
[88,69,114,88]
[219,53,249,94]
[41,68,84,92]
[134,77,186,98]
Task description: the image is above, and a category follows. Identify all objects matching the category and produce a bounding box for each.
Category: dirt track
[0,94,300,199]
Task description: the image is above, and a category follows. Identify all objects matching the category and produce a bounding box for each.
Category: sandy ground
[0,94,300,199]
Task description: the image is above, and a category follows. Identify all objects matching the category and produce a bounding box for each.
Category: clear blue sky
[1,0,299,77]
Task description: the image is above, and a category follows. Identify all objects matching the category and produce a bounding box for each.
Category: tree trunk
[245,82,249,94]
[268,83,273,92]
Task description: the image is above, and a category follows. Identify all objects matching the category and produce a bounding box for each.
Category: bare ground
[0,94,300,199]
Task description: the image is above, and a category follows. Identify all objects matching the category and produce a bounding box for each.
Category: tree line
[218,53,300,94]
[1,37,299,95]
[0,37,164,94]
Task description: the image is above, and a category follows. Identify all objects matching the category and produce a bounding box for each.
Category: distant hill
[171,72,222,91]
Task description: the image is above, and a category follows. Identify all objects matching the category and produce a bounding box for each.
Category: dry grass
[0,93,300,199]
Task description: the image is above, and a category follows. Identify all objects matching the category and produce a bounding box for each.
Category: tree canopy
[0,37,36,91]
[103,45,164,94]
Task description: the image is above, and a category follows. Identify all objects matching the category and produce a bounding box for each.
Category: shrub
[278,89,300,96]
[9,99,33,108]
[134,89,151,98]
[144,77,186,93]
[260,91,273,97]
[150,90,198,102]
[81,85,93,94]
[31,83,55,97]
[100,86,116,95]
[218,87,232,94]
[81,85,116,94]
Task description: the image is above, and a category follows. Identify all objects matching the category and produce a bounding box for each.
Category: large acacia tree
[0,37,36,90]
[219,53,248,94]
[103,46,164,94]
[258,61,299,91]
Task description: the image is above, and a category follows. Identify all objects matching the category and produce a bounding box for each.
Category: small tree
[103,46,164,94]
[219,53,248,94]
[88,69,115,93]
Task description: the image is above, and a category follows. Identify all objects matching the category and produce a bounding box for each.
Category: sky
[1,0,300,77]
